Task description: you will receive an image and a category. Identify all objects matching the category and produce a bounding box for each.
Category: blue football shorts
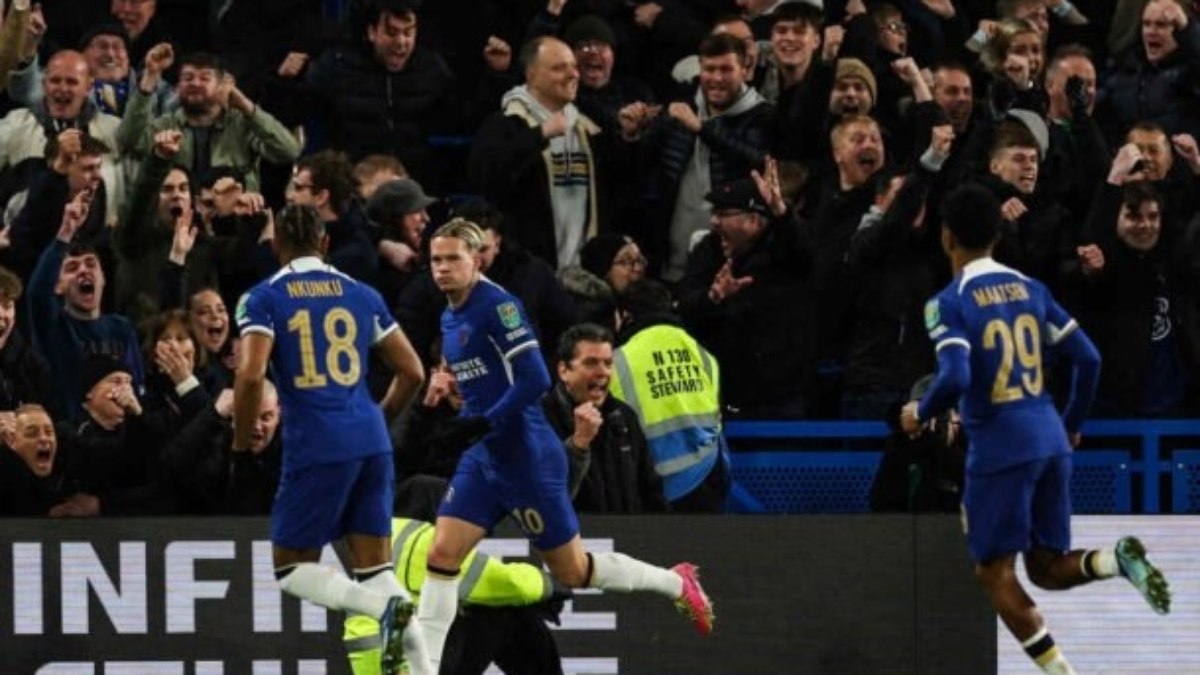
[963,453,1072,563]
[271,453,394,550]
[439,433,580,551]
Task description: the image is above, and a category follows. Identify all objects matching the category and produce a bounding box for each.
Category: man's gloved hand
[532,581,575,626]
[431,415,492,450]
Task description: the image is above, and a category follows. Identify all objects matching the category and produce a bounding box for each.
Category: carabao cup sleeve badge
[497,302,522,329]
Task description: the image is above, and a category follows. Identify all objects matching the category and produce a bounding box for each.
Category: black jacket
[805,179,877,364]
[5,166,111,283]
[468,107,612,268]
[1073,188,1200,416]
[0,330,55,415]
[981,175,1070,289]
[305,45,457,171]
[0,444,81,516]
[1099,23,1200,143]
[677,210,814,414]
[542,383,667,514]
[844,166,939,391]
[160,407,282,515]
[56,414,168,515]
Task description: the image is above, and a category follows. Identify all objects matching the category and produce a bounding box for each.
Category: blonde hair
[432,218,486,252]
[982,18,1041,75]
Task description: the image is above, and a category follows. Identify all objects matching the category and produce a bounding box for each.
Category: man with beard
[27,190,143,422]
[620,32,774,281]
[285,150,378,285]
[678,162,812,420]
[119,48,300,193]
[8,23,175,117]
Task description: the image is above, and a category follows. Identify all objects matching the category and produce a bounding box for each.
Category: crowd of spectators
[1,0,1199,517]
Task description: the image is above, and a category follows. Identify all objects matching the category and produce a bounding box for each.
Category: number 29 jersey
[924,258,1077,473]
[236,257,397,469]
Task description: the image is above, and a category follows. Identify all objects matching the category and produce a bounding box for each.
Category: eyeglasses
[612,255,648,269]
[575,41,610,54]
[289,180,314,193]
[882,21,909,34]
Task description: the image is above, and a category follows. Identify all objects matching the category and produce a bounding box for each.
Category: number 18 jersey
[924,258,1077,473]
[236,257,397,469]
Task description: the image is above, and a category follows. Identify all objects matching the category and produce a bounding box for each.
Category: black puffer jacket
[1099,23,1200,143]
[305,46,456,167]
[649,89,774,202]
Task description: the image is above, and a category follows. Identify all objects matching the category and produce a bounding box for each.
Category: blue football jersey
[441,277,548,436]
[236,257,396,468]
[924,259,1078,473]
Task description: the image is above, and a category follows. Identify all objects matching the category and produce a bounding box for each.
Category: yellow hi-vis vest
[609,324,724,501]
[343,518,554,674]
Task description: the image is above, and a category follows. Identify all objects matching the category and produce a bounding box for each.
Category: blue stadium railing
[723,419,1200,514]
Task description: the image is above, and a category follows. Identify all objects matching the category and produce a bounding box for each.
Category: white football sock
[356,565,411,605]
[415,574,460,669]
[589,552,683,598]
[277,563,390,618]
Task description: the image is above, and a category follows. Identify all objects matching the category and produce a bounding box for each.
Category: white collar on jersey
[957,257,1027,293]
[286,256,327,273]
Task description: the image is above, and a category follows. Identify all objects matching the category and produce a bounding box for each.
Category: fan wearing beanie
[80,353,141,428]
[830,57,876,117]
[579,232,646,295]
[559,233,648,332]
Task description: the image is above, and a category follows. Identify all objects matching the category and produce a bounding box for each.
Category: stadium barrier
[725,419,1200,514]
[1,515,993,675]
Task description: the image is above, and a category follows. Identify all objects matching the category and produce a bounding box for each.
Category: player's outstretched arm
[232,333,273,451]
[377,329,425,421]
